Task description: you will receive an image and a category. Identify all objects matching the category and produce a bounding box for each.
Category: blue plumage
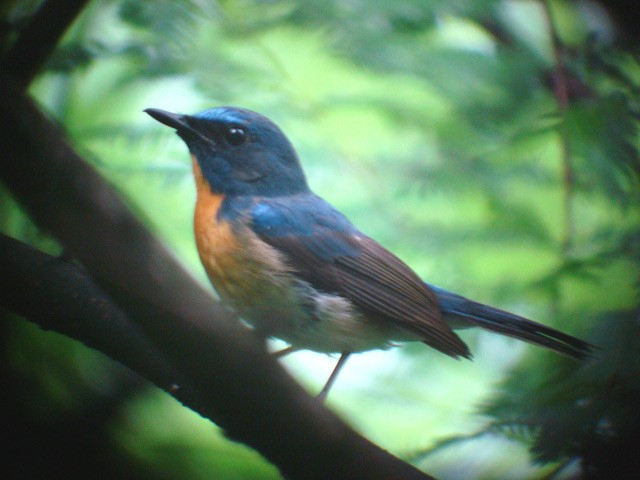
[146,105,593,397]
[428,283,590,358]
[250,194,360,261]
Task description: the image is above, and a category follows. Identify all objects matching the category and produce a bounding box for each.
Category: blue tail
[427,283,592,359]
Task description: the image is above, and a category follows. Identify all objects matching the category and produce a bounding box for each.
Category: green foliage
[3,0,639,478]
[487,313,640,463]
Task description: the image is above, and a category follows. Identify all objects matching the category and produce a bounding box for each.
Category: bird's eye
[224,126,247,146]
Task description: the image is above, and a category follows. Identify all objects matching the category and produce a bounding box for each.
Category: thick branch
[0,0,89,88]
[0,233,190,398]
[0,75,433,480]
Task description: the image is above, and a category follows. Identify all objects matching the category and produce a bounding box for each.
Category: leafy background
[2,0,639,478]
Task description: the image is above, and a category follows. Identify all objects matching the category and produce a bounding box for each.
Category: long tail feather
[427,283,593,359]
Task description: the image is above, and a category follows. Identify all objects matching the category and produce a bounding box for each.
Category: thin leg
[317,352,351,402]
[272,345,298,358]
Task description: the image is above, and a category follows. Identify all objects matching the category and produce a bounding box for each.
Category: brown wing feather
[261,229,470,358]
[335,238,470,358]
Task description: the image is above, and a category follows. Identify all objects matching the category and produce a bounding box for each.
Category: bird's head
[146,106,309,197]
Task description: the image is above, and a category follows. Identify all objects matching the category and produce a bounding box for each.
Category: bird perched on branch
[146,106,592,399]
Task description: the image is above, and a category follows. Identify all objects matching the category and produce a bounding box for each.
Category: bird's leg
[317,352,351,402]
[272,345,298,358]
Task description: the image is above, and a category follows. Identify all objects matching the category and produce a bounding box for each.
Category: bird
[145,106,592,399]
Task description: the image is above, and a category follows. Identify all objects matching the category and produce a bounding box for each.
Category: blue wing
[249,194,470,358]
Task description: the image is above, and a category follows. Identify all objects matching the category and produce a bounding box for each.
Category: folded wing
[250,195,470,358]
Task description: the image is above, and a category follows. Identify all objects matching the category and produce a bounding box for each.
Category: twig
[543,0,574,256]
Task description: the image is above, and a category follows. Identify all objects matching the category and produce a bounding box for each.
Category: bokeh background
[1,0,639,479]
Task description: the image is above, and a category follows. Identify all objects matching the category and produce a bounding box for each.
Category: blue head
[146,107,309,197]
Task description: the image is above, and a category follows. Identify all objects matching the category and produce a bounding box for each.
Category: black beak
[145,107,217,148]
[145,108,190,131]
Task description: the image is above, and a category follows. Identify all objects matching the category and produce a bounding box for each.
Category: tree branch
[0,0,89,88]
[0,232,189,398]
[0,74,434,479]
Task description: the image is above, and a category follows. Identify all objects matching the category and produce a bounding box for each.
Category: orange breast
[190,158,405,352]
[191,156,294,323]
[192,156,240,298]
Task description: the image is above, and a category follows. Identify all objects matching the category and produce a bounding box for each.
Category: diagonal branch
[0,74,434,480]
[0,232,189,398]
[0,0,89,88]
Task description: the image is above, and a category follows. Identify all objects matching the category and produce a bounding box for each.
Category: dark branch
[0,75,434,480]
[0,232,190,398]
[0,0,90,88]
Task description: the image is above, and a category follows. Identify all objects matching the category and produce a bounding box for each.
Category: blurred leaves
[412,312,640,477]
[565,94,640,203]
[484,312,640,467]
